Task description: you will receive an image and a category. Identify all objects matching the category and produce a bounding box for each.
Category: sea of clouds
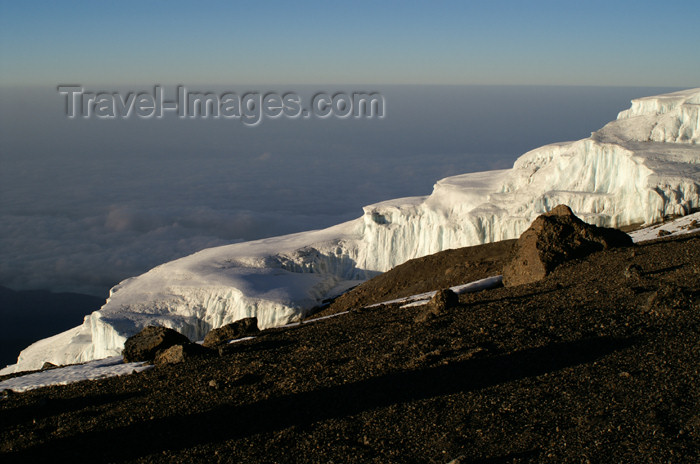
[0,85,679,296]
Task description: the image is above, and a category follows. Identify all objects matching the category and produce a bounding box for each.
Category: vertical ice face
[3,88,700,374]
[614,88,700,144]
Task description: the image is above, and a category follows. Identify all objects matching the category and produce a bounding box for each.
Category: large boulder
[502,205,632,287]
[202,317,260,348]
[122,326,192,363]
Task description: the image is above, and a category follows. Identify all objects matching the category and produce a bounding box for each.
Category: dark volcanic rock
[122,326,192,363]
[624,264,644,281]
[414,288,459,323]
[154,345,187,365]
[502,205,632,287]
[202,317,260,348]
[429,288,459,313]
[154,343,211,365]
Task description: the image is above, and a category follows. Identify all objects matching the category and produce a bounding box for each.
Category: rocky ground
[1,232,699,463]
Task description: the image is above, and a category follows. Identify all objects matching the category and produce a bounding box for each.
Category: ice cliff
[3,87,699,373]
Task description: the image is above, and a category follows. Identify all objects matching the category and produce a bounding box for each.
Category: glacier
[3,87,699,374]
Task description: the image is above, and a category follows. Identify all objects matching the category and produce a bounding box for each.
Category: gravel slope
[1,232,699,463]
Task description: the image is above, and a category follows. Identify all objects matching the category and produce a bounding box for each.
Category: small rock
[624,264,643,280]
[208,379,220,389]
[414,289,459,322]
[657,229,672,237]
[203,317,260,348]
[427,288,459,314]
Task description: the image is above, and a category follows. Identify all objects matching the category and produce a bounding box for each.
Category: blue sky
[1,0,699,86]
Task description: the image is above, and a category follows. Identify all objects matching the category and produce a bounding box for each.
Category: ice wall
[4,87,700,374]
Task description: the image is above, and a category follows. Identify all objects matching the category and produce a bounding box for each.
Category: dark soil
[1,233,699,463]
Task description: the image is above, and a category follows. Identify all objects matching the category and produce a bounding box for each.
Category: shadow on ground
[3,335,634,462]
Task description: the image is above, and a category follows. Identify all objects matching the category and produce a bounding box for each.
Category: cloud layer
[1,85,680,297]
